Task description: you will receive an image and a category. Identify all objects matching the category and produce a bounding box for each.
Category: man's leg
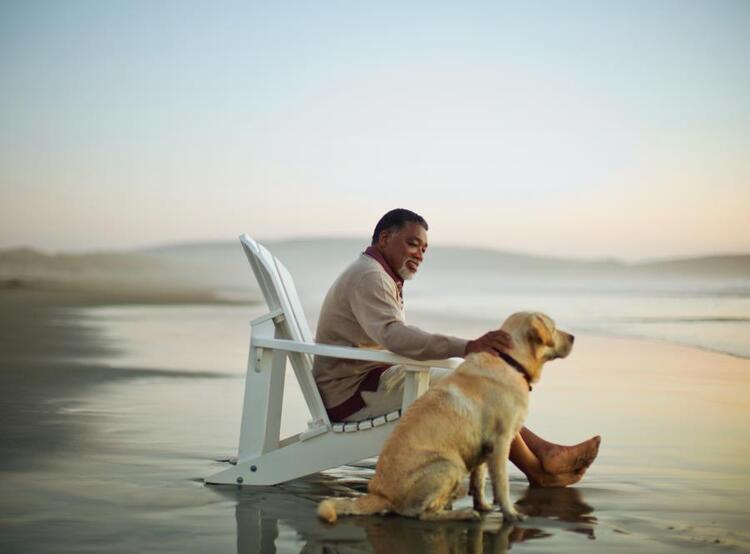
[345,367,601,488]
[509,430,600,487]
[427,365,600,487]
[520,427,601,475]
[343,366,450,421]
[342,366,405,421]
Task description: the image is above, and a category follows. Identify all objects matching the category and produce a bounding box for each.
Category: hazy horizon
[3,234,750,265]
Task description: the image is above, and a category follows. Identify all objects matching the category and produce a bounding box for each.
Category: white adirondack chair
[205,234,462,486]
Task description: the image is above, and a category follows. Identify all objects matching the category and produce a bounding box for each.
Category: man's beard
[398,261,417,280]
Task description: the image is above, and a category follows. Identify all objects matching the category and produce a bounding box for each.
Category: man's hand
[465,329,514,357]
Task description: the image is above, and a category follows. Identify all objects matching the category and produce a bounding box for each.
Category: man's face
[378,222,428,280]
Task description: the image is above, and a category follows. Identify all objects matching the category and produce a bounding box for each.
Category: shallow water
[3,301,749,552]
[405,287,750,359]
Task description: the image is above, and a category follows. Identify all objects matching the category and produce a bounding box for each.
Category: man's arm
[349,271,468,360]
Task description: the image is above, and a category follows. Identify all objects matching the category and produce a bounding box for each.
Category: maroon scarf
[363,246,403,302]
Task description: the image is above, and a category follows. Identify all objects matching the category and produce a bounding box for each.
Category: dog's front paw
[473,500,494,513]
[501,508,527,523]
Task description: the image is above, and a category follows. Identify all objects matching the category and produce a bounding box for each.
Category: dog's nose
[569,333,575,344]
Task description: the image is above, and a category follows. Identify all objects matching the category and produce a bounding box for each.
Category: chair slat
[273,258,314,343]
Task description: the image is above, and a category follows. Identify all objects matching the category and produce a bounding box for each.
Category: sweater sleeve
[349,270,468,360]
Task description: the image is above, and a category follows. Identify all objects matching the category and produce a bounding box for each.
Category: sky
[1,0,749,260]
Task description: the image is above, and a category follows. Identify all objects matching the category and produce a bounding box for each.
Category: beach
[4,0,749,549]
[1,286,749,553]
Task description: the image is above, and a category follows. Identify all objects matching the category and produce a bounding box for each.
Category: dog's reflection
[213,478,596,553]
[356,518,550,554]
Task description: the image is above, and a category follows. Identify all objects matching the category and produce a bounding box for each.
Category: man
[313,209,600,486]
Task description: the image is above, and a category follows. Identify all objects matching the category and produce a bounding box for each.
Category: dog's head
[501,312,574,382]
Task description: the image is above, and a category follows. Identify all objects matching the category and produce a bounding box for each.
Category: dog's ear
[528,315,554,348]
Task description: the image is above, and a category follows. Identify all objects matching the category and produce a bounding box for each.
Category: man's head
[371,209,429,281]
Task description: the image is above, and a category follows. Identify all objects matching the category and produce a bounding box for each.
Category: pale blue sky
[1,0,748,259]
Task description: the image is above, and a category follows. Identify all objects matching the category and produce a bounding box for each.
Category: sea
[71,242,750,439]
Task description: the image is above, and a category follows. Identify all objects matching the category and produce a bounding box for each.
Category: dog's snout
[569,334,575,344]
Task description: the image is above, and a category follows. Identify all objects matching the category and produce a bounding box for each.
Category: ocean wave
[605,316,750,324]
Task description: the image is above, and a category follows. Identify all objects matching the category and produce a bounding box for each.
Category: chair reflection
[211,476,597,553]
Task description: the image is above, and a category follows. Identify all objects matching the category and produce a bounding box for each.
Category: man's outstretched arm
[350,271,512,361]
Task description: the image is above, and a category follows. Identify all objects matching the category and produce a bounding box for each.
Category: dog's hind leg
[470,463,493,512]
[397,461,472,519]
[444,476,470,510]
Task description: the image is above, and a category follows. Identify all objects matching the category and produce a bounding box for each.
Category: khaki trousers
[342,365,453,422]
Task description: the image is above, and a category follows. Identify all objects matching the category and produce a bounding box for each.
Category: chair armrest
[251,337,463,370]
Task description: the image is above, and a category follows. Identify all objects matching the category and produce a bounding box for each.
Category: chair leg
[237,346,286,460]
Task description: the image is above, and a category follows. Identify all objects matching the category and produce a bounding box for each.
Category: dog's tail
[317,493,392,523]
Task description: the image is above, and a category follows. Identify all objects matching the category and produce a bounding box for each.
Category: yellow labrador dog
[318,312,574,523]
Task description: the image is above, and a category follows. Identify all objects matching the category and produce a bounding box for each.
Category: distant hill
[0,247,162,281]
[633,255,750,278]
[2,240,749,298]
[143,237,750,279]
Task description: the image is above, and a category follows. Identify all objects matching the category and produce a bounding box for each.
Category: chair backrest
[239,234,329,425]
[240,234,313,345]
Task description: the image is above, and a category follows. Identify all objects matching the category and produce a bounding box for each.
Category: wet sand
[1,289,749,553]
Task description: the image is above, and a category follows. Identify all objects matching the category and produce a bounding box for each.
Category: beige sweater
[312,254,468,409]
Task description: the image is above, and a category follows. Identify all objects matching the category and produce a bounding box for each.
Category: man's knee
[379,365,406,392]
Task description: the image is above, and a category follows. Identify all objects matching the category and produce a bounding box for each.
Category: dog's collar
[499,352,533,391]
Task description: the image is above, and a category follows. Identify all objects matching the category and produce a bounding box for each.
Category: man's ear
[377,230,391,248]
[528,315,554,348]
